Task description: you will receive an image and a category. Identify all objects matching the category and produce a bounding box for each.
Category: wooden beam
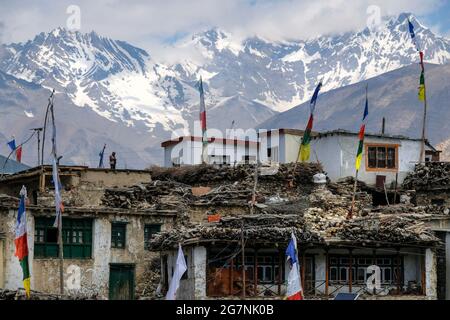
[349,249,353,293]
[254,249,258,297]
[325,249,329,296]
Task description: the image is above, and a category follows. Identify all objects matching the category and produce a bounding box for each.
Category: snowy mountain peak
[1,13,450,166]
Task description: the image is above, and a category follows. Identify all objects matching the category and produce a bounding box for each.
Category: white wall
[311,134,423,186]
[166,246,207,300]
[164,140,258,167]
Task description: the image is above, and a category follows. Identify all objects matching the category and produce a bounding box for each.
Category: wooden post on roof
[325,248,329,296]
[253,249,258,297]
[278,248,283,295]
[241,220,246,299]
[349,249,353,293]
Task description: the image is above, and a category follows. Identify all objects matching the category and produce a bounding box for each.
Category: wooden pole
[58,211,64,295]
[325,249,329,296]
[241,220,246,299]
[393,173,399,204]
[348,170,359,219]
[230,258,234,296]
[383,181,390,207]
[278,249,282,296]
[418,51,428,163]
[253,249,258,297]
[348,249,353,293]
[41,90,55,166]
[301,251,306,294]
[50,95,64,296]
[419,76,428,163]
[250,158,259,215]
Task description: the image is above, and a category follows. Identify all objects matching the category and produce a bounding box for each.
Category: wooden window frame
[111,222,127,249]
[34,217,92,259]
[144,224,161,250]
[365,143,399,172]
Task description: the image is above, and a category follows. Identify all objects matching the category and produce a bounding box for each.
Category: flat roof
[258,128,318,137]
[312,129,437,151]
[161,136,259,148]
[0,165,151,183]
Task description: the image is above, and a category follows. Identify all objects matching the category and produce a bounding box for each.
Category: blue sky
[420,0,450,36]
[0,0,449,61]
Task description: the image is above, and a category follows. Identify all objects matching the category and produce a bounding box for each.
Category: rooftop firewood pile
[101,163,323,210]
[136,257,163,299]
[332,214,439,245]
[101,180,193,210]
[0,288,98,300]
[149,214,321,250]
[371,203,450,215]
[403,162,450,190]
[149,163,323,186]
[0,194,19,207]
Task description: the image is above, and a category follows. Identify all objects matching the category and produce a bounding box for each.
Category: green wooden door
[109,264,135,300]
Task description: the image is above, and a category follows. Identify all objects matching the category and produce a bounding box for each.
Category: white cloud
[0,0,446,62]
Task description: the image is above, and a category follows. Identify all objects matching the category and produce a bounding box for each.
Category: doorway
[109,264,135,300]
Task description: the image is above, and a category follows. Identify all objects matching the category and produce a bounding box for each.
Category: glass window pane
[368,147,377,168]
[377,147,386,168]
[387,148,396,168]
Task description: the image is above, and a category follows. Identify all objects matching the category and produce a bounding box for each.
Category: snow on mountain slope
[172,13,450,112]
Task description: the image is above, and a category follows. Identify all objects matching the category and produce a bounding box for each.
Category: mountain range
[0,12,449,167]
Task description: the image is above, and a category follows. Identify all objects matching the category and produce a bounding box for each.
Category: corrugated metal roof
[0,155,31,175]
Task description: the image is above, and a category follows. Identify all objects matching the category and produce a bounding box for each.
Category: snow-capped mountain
[172,13,450,112]
[0,12,449,167]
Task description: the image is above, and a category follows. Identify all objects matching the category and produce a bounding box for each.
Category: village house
[258,129,317,164]
[309,129,440,187]
[0,165,177,299]
[145,163,445,300]
[161,129,440,192]
[162,136,258,167]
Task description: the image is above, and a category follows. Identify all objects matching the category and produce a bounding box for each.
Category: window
[367,145,398,170]
[144,224,161,250]
[329,255,402,285]
[111,222,127,249]
[34,217,92,259]
[208,155,230,165]
[267,147,279,162]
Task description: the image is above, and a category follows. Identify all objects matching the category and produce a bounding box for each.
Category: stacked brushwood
[328,177,373,206]
[403,162,450,190]
[371,204,450,215]
[194,182,253,205]
[0,194,19,207]
[148,214,321,250]
[136,257,163,300]
[332,214,439,245]
[102,180,193,209]
[149,163,323,186]
[0,288,88,300]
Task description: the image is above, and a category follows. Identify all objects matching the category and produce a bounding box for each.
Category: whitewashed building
[258,129,316,163]
[162,136,258,167]
[310,130,439,186]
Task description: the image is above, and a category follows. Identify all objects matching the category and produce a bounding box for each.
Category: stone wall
[0,207,174,299]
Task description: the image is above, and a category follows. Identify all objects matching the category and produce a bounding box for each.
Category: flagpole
[419,66,428,163]
[240,219,246,299]
[49,94,64,296]
[41,90,55,166]
[348,84,368,219]
[349,170,359,219]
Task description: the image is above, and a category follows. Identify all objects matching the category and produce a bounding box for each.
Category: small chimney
[381,117,386,135]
